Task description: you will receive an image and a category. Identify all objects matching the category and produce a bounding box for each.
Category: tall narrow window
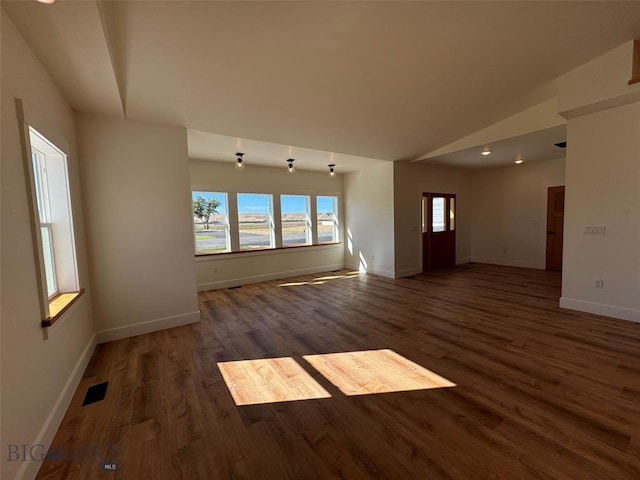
[32,149,57,297]
[422,196,429,233]
[449,197,455,231]
[238,193,274,250]
[27,126,81,323]
[192,192,229,254]
[317,196,339,243]
[432,197,446,233]
[281,195,311,247]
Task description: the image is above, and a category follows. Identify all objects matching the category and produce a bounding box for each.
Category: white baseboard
[470,257,544,270]
[372,268,395,278]
[19,333,97,480]
[345,262,359,271]
[344,262,394,279]
[95,311,201,344]
[395,266,422,278]
[560,297,640,324]
[197,263,345,291]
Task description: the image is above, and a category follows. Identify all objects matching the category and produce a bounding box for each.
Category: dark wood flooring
[36,264,640,479]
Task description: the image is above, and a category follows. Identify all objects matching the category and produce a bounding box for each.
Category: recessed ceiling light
[36,0,56,4]
[482,149,492,156]
[514,157,524,164]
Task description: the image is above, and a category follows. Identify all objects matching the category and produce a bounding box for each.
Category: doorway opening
[546,186,565,271]
[422,193,456,270]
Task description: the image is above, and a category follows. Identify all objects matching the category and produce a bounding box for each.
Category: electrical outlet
[594,279,603,289]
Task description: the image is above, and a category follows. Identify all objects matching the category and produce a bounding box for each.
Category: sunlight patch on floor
[278,271,361,287]
[303,349,455,396]
[218,357,332,406]
[277,281,309,287]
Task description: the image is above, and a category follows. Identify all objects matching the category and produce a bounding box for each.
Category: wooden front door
[423,193,456,270]
[546,186,565,271]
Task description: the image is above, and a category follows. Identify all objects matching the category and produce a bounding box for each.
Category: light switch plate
[583,226,606,235]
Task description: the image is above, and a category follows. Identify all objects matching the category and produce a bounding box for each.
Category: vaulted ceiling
[4,1,640,170]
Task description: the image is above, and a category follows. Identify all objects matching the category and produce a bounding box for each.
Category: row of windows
[192,192,339,255]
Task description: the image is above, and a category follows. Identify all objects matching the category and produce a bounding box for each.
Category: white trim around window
[191,187,341,257]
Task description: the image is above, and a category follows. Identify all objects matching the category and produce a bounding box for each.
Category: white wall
[344,163,396,277]
[470,158,565,269]
[393,162,472,276]
[1,10,94,480]
[558,41,640,119]
[76,113,199,341]
[561,102,640,321]
[423,97,565,159]
[190,160,344,289]
[558,41,640,323]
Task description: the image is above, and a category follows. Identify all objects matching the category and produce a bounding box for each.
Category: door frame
[545,185,565,271]
[422,192,456,271]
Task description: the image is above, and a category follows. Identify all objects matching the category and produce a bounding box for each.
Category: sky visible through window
[237,193,271,214]
[316,196,334,215]
[282,195,306,214]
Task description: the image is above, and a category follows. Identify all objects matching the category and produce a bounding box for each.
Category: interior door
[423,193,456,270]
[546,186,565,271]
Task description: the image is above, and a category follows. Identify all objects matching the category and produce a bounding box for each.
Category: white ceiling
[4,1,640,170]
[420,125,567,170]
[188,130,386,173]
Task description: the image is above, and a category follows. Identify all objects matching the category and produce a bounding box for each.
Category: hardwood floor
[36,264,640,479]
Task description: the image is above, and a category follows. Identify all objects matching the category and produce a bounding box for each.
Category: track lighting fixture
[328,164,336,176]
[287,158,295,173]
[235,152,245,169]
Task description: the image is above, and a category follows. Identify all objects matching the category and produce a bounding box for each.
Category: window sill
[42,288,85,328]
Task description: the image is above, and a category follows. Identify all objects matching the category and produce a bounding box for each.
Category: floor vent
[82,381,108,406]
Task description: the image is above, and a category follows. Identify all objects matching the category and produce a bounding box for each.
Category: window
[422,196,428,233]
[449,197,455,231]
[192,192,230,254]
[27,127,81,323]
[238,193,274,250]
[191,191,340,255]
[281,195,311,247]
[32,149,57,297]
[317,196,338,243]
[432,197,446,232]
